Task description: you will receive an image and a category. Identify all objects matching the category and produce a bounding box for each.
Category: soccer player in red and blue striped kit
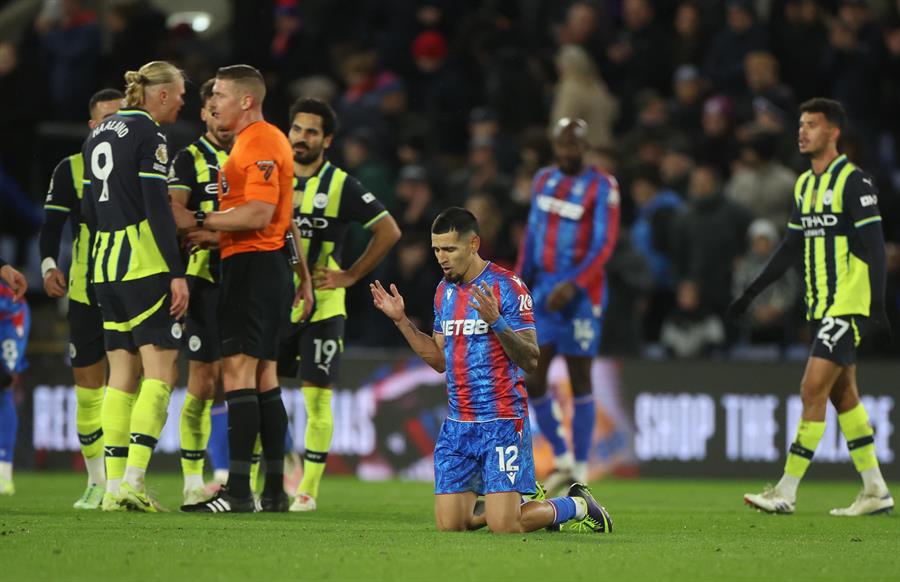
[516,118,620,491]
[371,207,612,533]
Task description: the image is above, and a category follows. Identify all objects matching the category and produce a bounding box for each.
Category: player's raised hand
[314,266,356,290]
[468,281,499,325]
[169,276,189,319]
[43,268,67,298]
[0,264,27,300]
[370,280,405,322]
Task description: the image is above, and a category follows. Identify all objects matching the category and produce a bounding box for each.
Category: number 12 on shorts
[496,445,519,484]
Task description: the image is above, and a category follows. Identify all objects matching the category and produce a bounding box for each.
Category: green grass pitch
[1,474,898,581]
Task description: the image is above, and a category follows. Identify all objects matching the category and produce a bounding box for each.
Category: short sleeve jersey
[432,262,536,422]
[168,136,228,282]
[786,154,882,319]
[290,161,389,322]
[218,121,293,259]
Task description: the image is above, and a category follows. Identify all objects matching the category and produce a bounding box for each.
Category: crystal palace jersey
[516,165,620,307]
[432,262,535,422]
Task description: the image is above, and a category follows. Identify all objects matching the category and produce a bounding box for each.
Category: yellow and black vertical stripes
[793,155,866,320]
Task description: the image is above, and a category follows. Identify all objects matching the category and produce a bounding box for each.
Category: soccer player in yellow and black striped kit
[39,88,123,509]
[167,79,233,505]
[280,98,400,511]
[733,98,893,516]
[82,61,188,512]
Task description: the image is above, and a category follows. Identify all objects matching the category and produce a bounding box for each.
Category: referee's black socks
[225,389,260,499]
[258,387,288,498]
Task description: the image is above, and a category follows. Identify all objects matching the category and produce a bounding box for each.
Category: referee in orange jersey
[174,64,313,513]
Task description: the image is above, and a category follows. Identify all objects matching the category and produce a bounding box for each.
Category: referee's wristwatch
[194,210,207,229]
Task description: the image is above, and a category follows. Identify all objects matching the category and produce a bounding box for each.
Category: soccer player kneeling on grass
[371,208,612,533]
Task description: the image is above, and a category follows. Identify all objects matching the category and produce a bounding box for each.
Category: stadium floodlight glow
[167,11,211,33]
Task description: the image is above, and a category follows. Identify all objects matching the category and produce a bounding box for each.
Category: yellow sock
[101,387,136,484]
[180,394,212,478]
[298,387,333,499]
[75,386,105,460]
[250,434,262,494]
[784,420,826,478]
[126,379,172,473]
[839,403,878,473]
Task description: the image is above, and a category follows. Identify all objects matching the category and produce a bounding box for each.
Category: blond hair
[123,61,183,108]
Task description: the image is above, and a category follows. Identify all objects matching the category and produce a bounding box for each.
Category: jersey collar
[199,135,225,155]
[297,160,332,186]
[812,154,847,177]
[117,108,157,125]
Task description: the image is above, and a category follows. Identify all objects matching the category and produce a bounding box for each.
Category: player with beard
[371,207,613,534]
[280,98,400,512]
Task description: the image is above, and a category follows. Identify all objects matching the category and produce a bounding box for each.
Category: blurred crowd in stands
[1,0,899,358]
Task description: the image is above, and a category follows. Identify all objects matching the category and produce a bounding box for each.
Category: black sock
[258,387,288,497]
[225,388,259,499]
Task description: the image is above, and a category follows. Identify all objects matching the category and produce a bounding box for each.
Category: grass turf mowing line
[1,474,898,581]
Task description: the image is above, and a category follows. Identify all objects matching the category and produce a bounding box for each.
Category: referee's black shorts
[219,249,292,361]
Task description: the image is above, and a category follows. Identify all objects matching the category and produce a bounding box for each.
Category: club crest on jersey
[313,192,329,209]
[255,160,275,181]
[155,144,169,165]
[822,189,833,206]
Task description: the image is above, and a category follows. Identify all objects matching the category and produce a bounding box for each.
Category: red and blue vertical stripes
[433,263,534,422]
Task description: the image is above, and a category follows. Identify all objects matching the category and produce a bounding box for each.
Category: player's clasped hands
[370,280,405,322]
[468,281,499,325]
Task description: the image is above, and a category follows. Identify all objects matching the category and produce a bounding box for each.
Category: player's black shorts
[67,299,105,367]
[184,276,221,363]
[93,275,182,353]
[219,249,292,361]
[277,315,345,386]
[810,315,865,367]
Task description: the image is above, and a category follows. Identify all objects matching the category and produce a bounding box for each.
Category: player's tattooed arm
[469,282,539,374]
[494,327,539,375]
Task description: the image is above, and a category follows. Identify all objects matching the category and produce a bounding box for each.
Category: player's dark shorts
[67,299,105,367]
[219,249,292,361]
[277,315,344,385]
[93,275,181,353]
[434,417,536,496]
[810,315,865,367]
[183,276,221,363]
[532,280,603,356]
